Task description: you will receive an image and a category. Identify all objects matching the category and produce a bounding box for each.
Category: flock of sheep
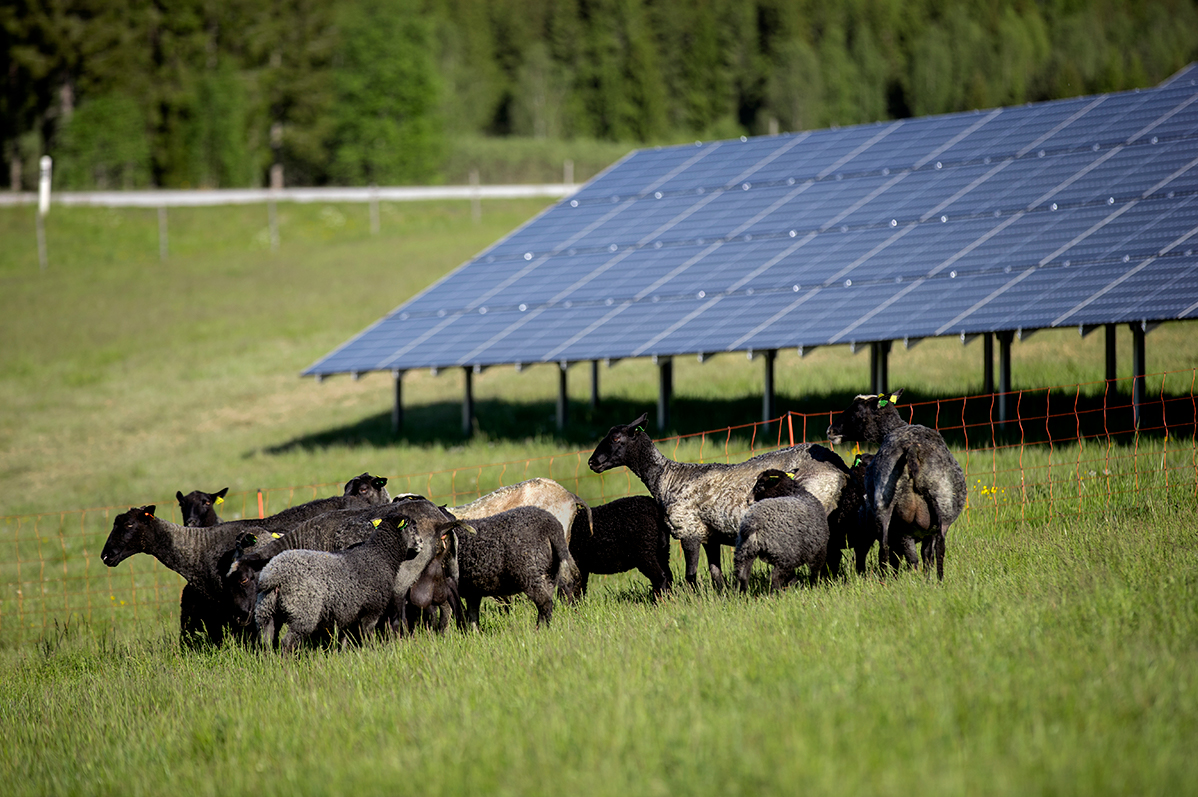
[100,389,967,652]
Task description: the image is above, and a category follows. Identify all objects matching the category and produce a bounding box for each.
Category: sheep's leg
[927,498,948,581]
[809,545,828,587]
[637,561,668,601]
[898,535,919,570]
[657,536,673,592]
[529,582,555,628]
[704,539,726,592]
[769,565,789,592]
[576,569,591,600]
[824,541,843,580]
[681,537,702,589]
[877,507,893,574]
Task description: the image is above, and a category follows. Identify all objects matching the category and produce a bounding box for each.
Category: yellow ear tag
[215,496,224,506]
[271,532,282,539]
[397,518,407,528]
[371,519,382,528]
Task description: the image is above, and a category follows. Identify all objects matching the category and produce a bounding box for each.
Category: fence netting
[2,371,1195,647]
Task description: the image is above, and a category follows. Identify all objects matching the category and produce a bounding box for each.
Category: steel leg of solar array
[392,370,404,434]
[1104,323,1117,409]
[590,360,600,410]
[657,358,672,431]
[982,332,994,395]
[762,349,776,429]
[557,363,568,431]
[1131,323,1146,429]
[997,331,1014,430]
[462,367,474,437]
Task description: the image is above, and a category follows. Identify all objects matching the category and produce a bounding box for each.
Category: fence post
[36,155,51,271]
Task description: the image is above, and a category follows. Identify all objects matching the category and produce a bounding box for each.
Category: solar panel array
[306,66,1198,377]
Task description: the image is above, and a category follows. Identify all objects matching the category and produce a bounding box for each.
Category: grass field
[1,201,1197,795]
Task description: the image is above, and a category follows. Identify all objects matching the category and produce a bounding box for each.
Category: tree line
[3,0,1195,190]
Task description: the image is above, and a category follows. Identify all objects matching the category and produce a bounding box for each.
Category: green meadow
[1,201,1196,795]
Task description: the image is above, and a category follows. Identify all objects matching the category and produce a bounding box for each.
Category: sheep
[450,477,591,545]
[570,496,672,601]
[454,505,576,630]
[588,411,848,591]
[100,505,268,648]
[734,471,830,592]
[225,495,456,628]
[399,522,466,634]
[253,514,430,652]
[176,488,228,527]
[752,456,875,577]
[826,389,967,580]
[170,472,391,646]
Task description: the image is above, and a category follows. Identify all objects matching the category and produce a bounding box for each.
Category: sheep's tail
[547,524,580,601]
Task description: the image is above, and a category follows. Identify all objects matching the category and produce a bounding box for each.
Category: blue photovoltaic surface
[306,67,1198,377]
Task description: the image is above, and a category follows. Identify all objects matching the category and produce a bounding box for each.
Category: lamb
[399,522,466,634]
[170,472,392,645]
[253,514,429,652]
[827,389,967,580]
[176,488,228,527]
[753,456,875,577]
[588,411,848,591]
[570,496,673,600]
[454,505,577,630]
[734,470,830,592]
[225,495,456,628]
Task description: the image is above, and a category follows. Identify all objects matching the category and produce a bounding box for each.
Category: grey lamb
[226,495,456,627]
[827,389,967,580]
[454,505,577,630]
[735,470,830,592]
[571,496,672,600]
[588,411,847,590]
[254,514,431,652]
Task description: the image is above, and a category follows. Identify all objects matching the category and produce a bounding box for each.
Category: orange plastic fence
[2,371,1195,647]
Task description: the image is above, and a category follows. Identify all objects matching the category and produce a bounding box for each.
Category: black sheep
[827,389,967,580]
[570,496,672,600]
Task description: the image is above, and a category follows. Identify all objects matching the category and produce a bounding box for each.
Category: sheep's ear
[459,521,477,535]
[852,454,863,468]
[216,487,229,499]
[373,477,388,489]
[144,506,156,518]
[628,411,649,432]
[888,388,904,404]
[176,491,185,502]
[395,517,408,528]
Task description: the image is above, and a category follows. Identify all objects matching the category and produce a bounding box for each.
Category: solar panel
[306,66,1198,377]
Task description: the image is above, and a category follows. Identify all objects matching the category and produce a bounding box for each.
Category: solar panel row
[307,67,1198,378]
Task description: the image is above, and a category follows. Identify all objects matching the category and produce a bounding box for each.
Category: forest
[4,0,1196,190]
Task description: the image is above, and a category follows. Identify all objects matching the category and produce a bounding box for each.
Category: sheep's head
[373,515,424,561]
[588,412,650,473]
[224,533,263,625]
[100,506,157,567]
[827,389,905,446]
[751,469,797,502]
[344,472,391,504]
[176,487,228,527]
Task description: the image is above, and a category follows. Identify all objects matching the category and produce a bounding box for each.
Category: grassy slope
[1,202,1197,795]
[2,503,1195,796]
[2,203,1196,518]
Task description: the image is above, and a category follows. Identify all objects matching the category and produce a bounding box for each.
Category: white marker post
[36,155,51,271]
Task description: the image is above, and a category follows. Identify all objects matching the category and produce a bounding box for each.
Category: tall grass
[1,498,1194,796]
[1,201,1196,795]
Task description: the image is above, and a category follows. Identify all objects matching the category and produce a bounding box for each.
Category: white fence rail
[0,183,579,208]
